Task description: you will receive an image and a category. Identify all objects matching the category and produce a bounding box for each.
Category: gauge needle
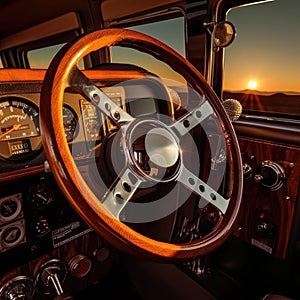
[36,193,47,201]
[0,123,21,139]
[3,204,13,213]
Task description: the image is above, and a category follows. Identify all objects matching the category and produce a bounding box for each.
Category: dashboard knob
[93,247,110,262]
[242,163,252,180]
[68,254,92,278]
[257,221,277,241]
[252,160,285,191]
[253,174,264,183]
[35,259,67,296]
[0,276,34,300]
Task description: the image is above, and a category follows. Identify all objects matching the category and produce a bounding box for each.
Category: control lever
[35,259,73,300]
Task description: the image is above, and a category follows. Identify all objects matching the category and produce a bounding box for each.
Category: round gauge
[0,220,26,250]
[0,96,41,160]
[0,193,22,223]
[27,183,54,210]
[0,97,39,141]
[32,215,51,237]
[63,105,78,142]
[2,225,23,245]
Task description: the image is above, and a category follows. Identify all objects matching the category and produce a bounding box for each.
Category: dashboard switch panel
[235,138,299,260]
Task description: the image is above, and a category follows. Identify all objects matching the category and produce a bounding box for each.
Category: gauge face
[0,97,41,160]
[27,183,54,210]
[80,99,102,149]
[0,220,26,250]
[0,98,39,141]
[85,119,101,140]
[0,193,22,223]
[63,105,78,142]
[1,199,18,218]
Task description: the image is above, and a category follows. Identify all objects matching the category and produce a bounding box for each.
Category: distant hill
[223,90,300,116]
[225,89,300,96]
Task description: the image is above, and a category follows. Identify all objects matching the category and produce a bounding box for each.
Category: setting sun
[248,80,257,90]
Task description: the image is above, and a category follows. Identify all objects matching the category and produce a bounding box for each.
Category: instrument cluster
[0,86,125,164]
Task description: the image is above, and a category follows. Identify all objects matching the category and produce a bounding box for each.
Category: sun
[248,80,257,90]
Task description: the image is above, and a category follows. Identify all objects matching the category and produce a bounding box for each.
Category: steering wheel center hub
[127,119,181,182]
[145,127,179,168]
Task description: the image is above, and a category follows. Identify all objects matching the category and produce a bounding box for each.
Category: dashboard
[0,68,177,281]
[0,69,299,299]
[0,87,124,162]
[0,69,172,170]
[0,67,192,299]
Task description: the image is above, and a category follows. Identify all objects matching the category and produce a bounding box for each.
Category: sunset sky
[113,0,300,93]
[223,0,300,92]
[27,0,299,94]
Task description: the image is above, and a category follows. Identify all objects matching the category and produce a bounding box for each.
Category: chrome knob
[0,276,34,300]
[35,259,69,296]
[243,163,252,180]
[252,160,285,191]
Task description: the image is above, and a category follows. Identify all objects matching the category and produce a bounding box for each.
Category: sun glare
[248,80,257,90]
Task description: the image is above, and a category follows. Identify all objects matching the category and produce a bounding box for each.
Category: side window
[222,0,300,119]
[0,57,3,68]
[111,16,186,83]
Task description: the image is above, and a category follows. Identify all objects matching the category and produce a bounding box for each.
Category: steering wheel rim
[40,28,243,261]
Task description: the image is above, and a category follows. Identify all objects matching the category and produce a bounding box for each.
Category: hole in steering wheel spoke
[113,110,120,120]
[115,193,124,204]
[122,182,132,193]
[188,177,195,185]
[210,193,217,201]
[183,120,190,128]
[199,185,205,193]
[93,93,100,103]
[195,110,202,118]
[105,102,111,111]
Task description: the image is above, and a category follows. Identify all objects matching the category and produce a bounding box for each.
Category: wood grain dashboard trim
[234,137,300,259]
[0,68,147,83]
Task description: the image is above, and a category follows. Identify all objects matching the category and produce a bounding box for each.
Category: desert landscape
[223,90,300,118]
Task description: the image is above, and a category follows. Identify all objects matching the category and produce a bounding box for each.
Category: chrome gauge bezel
[0,193,23,223]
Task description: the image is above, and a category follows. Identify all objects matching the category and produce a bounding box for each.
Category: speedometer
[0,97,40,141]
[0,96,41,160]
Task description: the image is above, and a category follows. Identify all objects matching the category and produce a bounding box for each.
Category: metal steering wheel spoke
[170,101,214,138]
[68,67,134,125]
[102,167,144,220]
[177,165,229,214]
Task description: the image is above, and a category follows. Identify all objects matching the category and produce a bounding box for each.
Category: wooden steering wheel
[40,28,243,261]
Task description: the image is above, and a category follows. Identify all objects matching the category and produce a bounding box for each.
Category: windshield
[111,16,186,83]
[222,0,300,119]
